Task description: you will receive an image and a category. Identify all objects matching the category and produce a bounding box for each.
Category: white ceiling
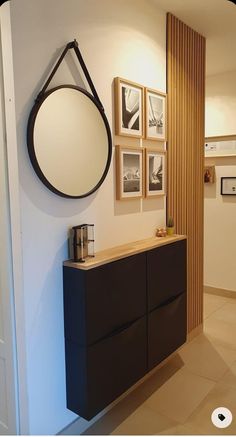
[152,0,236,76]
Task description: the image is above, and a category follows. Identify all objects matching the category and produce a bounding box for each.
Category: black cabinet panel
[63,267,87,344]
[65,316,147,420]
[63,238,187,420]
[64,253,146,345]
[148,292,187,370]
[86,254,146,344]
[147,240,187,311]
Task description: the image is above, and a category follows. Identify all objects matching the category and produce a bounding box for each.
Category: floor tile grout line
[143,384,215,427]
[216,358,236,386]
[202,329,236,353]
[88,294,236,436]
[179,366,219,385]
[203,300,233,321]
[139,368,216,426]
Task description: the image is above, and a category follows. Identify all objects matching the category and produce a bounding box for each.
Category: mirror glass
[27,86,112,198]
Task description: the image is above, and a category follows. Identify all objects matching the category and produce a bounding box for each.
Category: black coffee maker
[69,224,95,262]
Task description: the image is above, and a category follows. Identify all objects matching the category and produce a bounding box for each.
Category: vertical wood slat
[167,14,205,333]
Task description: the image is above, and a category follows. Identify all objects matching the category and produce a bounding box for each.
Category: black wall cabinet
[63,239,187,420]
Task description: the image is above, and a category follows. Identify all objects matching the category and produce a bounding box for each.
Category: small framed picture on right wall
[145,88,167,141]
[204,166,215,184]
[221,177,236,195]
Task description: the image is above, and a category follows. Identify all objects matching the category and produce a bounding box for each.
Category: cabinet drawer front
[148,292,187,370]
[87,315,147,419]
[65,316,147,420]
[85,253,146,344]
[147,240,187,310]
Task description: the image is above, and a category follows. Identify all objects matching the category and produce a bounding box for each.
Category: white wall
[205,70,236,292]
[8,0,166,434]
[205,70,236,137]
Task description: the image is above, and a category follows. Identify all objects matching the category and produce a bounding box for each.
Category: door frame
[0,2,29,434]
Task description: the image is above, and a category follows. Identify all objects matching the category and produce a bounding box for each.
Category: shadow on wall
[143,197,165,212]
[204,183,217,199]
[26,239,77,433]
[222,195,236,203]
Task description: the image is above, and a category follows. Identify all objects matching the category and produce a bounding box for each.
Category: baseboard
[187,324,203,342]
[204,285,236,299]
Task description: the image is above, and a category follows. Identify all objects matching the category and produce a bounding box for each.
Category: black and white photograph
[221,177,236,195]
[123,152,140,193]
[146,88,167,141]
[121,85,140,131]
[116,146,143,199]
[145,149,166,197]
[115,78,144,138]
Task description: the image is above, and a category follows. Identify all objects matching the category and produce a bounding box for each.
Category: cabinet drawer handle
[90,317,141,346]
[150,290,185,313]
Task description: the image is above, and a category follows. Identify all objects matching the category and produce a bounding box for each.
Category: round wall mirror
[27,85,112,198]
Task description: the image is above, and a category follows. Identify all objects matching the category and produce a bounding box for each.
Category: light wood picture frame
[114,77,144,138]
[145,148,166,197]
[116,145,144,200]
[145,88,167,141]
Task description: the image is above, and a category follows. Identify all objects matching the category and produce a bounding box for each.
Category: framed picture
[116,145,144,200]
[204,166,215,184]
[145,88,167,141]
[114,77,144,138]
[221,177,236,195]
[145,148,166,197]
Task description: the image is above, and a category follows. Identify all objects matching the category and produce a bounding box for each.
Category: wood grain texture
[64,235,186,270]
[167,14,205,333]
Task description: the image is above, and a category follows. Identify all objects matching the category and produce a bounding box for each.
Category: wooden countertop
[63,234,186,270]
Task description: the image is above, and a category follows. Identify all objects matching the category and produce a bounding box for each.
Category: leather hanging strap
[36,39,104,110]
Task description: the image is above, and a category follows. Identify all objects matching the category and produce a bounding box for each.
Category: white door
[0,267,18,436]
[0,22,19,435]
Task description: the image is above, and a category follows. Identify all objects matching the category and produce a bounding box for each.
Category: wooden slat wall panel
[167,14,205,333]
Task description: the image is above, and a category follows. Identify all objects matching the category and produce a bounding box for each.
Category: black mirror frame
[27,84,112,199]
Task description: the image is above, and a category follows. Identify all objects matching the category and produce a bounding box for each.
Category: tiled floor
[83,293,236,435]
